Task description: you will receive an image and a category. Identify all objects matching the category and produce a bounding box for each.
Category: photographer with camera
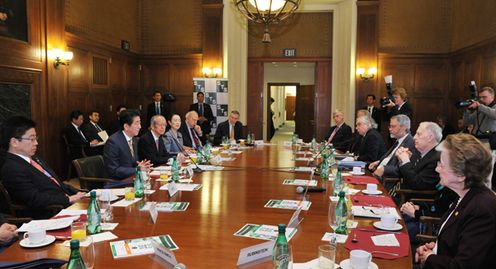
[383,87,413,121]
[463,86,496,138]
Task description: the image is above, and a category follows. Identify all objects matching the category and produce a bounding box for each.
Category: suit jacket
[378,134,415,178]
[146,101,171,125]
[385,101,413,121]
[213,120,243,146]
[189,102,214,134]
[399,147,440,190]
[325,123,353,152]
[424,186,496,269]
[1,153,78,219]
[107,119,121,136]
[362,106,382,130]
[63,124,90,159]
[178,123,206,148]
[82,122,105,142]
[163,129,184,156]
[103,131,138,180]
[138,131,170,166]
[357,128,386,162]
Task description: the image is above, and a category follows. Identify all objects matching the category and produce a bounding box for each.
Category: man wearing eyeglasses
[0,116,86,219]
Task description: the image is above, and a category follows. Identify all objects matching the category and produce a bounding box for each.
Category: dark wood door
[247,61,264,139]
[285,96,296,120]
[295,85,315,142]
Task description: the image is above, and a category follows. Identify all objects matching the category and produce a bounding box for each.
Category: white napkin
[321,232,348,244]
[371,233,400,247]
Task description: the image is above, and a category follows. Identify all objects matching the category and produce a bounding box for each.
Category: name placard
[236,240,275,266]
[288,207,302,229]
[149,202,158,224]
[168,182,179,197]
[186,166,194,177]
[254,140,264,146]
[153,241,178,266]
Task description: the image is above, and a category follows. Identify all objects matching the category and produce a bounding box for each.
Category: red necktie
[328,126,340,143]
[30,159,61,187]
[191,128,200,148]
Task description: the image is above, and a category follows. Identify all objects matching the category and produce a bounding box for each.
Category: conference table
[4,144,413,268]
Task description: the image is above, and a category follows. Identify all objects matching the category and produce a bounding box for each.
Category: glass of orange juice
[71,222,87,241]
[124,187,135,200]
[159,171,169,180]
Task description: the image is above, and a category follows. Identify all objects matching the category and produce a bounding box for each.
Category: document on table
[234,224,297,241]
[140,202,190,212]
[63,232,118,247]
[111,198,142,207]
[295,157,313,161]
[293,167,315,173]
[264,199,311,211]
[351,206,400,219]
[283,179,318,186]
[321,232,349,244]
[197,164,224,171]
[159,183,202,191]
[17,217,77,232]
[110,235,179,259]
[86,188,126,197]
[371,234,400,246]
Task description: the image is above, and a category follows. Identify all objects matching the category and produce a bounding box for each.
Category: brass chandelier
[233,0,301,43]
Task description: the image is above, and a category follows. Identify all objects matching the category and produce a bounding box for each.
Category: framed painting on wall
[0,0,28,42]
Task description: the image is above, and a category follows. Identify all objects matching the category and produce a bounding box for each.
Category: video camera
[380,75,394,108]
[455,81,478,108]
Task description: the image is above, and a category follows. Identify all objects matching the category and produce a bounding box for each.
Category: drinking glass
[318,244,336,269]
[327,200,338,232]
[124,187,135,200]
[80,235,95,269]
[71,222,87,241]
[99,190,113,223]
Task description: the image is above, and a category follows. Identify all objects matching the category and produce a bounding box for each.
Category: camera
[380,75,394,108]
[455,81,478,108]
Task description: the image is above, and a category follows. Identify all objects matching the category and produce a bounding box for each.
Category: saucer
[98,195,119,202]
[362,189,383,195]
[351,171,365,175]
[373,221,403,231]
[20,235,56,248]
[340,259,378,269]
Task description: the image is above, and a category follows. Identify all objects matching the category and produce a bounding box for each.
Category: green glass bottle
[134,166,144,198]
[272,224,290,269]
[320,156,329,180]
[310,137,317,152]
[87,191,101,235]
[246,133,252,144]
[334,191,348,235]
[67,240,87,269]
[171,157,180,182]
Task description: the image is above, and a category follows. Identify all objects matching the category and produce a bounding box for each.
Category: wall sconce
[52,49,73,69]
[202,67,222,78]
[356,67,377,81]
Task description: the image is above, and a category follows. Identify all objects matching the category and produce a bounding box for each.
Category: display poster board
[193,78,228,135]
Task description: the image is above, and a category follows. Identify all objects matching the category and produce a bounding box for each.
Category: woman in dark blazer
[415,133,496,269]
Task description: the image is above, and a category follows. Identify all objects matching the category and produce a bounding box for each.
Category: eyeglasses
[16,136,39,142]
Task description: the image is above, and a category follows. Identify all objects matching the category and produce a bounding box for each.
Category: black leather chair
[62,133,87,180]
[72,155,111,190]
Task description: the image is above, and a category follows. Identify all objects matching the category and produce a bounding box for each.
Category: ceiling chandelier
[233,0,301,43]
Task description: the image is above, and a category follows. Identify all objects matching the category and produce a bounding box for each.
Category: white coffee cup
[366,183,378,194]
[23,227,46,244]
[352,166,362,174]
[381,213,398,228]
[350,249,372,269]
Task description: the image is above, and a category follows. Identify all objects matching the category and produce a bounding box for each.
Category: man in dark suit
[396,121,442,190]
[82,110,106,142]
[107,105,126,136]
[63,110,100,159]
[189,92,214,136]
[179,110,206,149]
[383,87,413,121]
[325,110,353,152]
[146,91,171,128]
[104,110,151,183]
[213,110,243,146]
[355,115,386,162]
[363,94,381,130]
[0,116,85,219]
[368,114,415,178]
[138,115,170,166]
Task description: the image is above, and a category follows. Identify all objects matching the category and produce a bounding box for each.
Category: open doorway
[267,83,298,142]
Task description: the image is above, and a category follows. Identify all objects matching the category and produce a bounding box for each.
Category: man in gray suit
[368,114,415,178]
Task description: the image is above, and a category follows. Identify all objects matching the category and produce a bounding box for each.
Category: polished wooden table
[3,145,412,268]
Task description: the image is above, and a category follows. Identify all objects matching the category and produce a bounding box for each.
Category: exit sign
[283,48,296,57]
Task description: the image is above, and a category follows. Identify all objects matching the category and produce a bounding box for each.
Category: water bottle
[272,224,291,269]
[333,167,344,196]
[87,191,101,235]
[204,142,211,161]
[246,133,252,145]
[196,146,204,164]
[67,240,87,269]
[320,156,329,180]
[334,191,348,235]
[171,157,180,182]
[310,137,317,152]
[134,166,144,198]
